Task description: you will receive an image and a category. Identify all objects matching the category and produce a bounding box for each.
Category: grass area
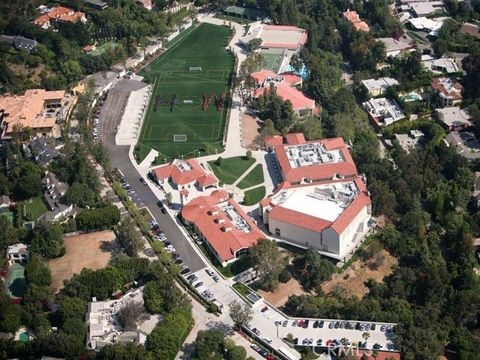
[6,263,27,298]
[133,143,153,164]
[138,23,234,160]
[233,282,252,297]
[91,41,119,56]
[164,24,198,49]
[24,196,48,221]
[260,52,283,72]
[237,164,264,189]
[242,186,266,206]
[208,156,255,184]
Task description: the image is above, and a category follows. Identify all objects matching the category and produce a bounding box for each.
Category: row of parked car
[120,177,144,207]
[184,268,219,301]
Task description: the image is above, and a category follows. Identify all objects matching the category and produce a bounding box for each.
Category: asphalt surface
[102,80,207,272]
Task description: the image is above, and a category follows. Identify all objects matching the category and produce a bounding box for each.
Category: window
[275,228,281,236]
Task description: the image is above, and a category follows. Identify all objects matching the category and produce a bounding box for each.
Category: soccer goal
[189,66,202,71]
[173,134,187,142]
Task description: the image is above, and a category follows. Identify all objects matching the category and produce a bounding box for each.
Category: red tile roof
[343,10,370,32]
[354,350,400,360]
[181,191,263,262]
[431,77,463,100]
[263,177,371,235]
[254,83,315,111]
[285,133,305,145]
[264,135,284,148]
[251,69,277,84]
[152,159,217,186]
[279,72,302,86]
[33,6,85,26]
[273,137,358,184]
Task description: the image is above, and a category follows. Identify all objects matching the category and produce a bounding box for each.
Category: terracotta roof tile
[181,193,263,262]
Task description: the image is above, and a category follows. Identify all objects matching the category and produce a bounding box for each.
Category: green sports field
[139,23,234,160]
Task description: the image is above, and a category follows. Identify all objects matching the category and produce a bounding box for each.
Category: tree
[25,255,52,287]
[297,248,335,290]
[362,332,370,344]
[31,221,65,259]
[250,238,282,291]
[246,38,262,52]
[116,301,145,330]
[193,329,225,359]
[13,162,43,199]
[229,300,252,332]
[75,206,121,231]
[116,217,144,256]
[58,297,86,323]
[165,192,173,206]
[100,343,147,359]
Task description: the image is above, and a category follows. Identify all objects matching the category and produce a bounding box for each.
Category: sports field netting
[139,23,234,160]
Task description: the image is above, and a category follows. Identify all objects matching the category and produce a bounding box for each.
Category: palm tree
[362,331,370,345]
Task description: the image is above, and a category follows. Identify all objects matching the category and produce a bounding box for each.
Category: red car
[298,320,304,327]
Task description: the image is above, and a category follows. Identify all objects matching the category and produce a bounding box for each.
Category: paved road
[101,82,206,273]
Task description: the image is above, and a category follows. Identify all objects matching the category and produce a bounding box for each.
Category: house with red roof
[260,176,372,260]
[181,190,263,266]
[151,159,219,191]
[32,6,87,29]
[265,134,357,185]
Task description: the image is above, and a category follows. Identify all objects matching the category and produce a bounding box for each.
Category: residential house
[7,243,29,265]
[343,10,370,32]
[431,77,463,107]
[422,55,461,74]
[0,89,68,139]
[363,98,405,127]
[33,6,87,29]
[86,288,146,350]
[361,78,399,97]
[378,37,413,58]
[29,137,60,165]
[137,0,153,10]
[181,190,263,266]
[436,107,472,130]
[39,172,77,223]
[152,159,219,191]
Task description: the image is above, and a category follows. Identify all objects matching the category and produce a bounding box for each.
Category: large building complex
[265,134,357,184]
[240,24,307,52]
[262,134,372,260]
[181,190,263,266]
[33,6,87,29]
[152,159,219,191]
[260,177,372,260]
[0,89,68,139]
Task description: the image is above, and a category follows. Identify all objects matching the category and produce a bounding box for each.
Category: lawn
[242,186,266,206]
[138,23,235,160]
[237,164,264,189]
[133,142,152,163]
[91,41,119,56]
[24,196,48,221]
[259,52,283,72]
[208,156,255,184]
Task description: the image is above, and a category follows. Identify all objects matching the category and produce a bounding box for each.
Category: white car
[205,268,214,276]
[262,337,272,344]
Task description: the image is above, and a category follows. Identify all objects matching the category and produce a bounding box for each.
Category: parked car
[316,339,323,346]
[319,320,324,328]
[282,320,288,327]
[334,322,340,329]
[250,344,260,352]
[328,322,334,329]
[371,324,376,331]
[313,320,319,328]
[205,268,214,276]
[262,337,272,344]
[252,328,260,336]
[292,320,298,327]
[212,275,219,282]
[261,306,268,313]
[139,177,146,185]
[303,320,309,328]
[298,320,304,327]
[180,267,190,275]
[186,274,196,281]
[194,281,203,288]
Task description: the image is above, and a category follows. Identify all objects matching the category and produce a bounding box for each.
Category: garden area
[238,164,264,189]
[23,196,48,221]
[242,186,266,206]
[208,156,255,184]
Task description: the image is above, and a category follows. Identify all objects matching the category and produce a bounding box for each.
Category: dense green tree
[30,221,65,259]
[250,238,282,291]
[116,217,144,256]
[100,342,147,360]
[229,300,252,332]
[25,255,52,287]
[58,297,86,323]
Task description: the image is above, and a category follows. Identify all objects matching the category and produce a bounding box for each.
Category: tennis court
[259,51,284,72]
[138,23,235,160]
[6,263,27,298]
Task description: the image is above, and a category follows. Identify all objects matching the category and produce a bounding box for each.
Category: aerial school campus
[124,13,398,360]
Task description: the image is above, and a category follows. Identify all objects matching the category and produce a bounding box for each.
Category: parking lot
[246,301,399,356]
[183,268,238,309]
[119,172,145,208]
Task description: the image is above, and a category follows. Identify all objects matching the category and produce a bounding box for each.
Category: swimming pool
[284,64,309,80]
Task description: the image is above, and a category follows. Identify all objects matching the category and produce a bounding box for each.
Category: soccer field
[138,23,234,160]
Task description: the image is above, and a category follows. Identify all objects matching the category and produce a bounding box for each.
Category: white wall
[338,206,370,257]
[267,217,322,249]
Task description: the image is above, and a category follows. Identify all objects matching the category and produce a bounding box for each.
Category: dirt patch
[8,63,53,84]
[49,231,118,293]
[258,278,309,308]
[241,114,262,150]
[322,250,398,298]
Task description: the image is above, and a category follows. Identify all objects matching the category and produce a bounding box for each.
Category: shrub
[278,269,292,283]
